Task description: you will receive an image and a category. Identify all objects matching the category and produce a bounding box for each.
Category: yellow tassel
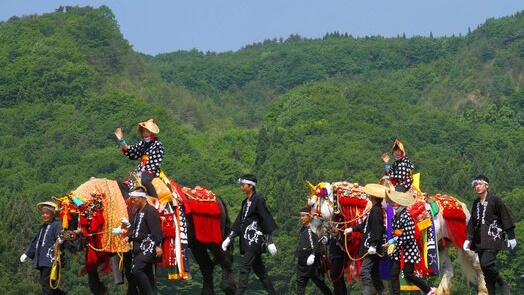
[62,214,69,230]
[417,218,432,231]
[412,173,421,193]
[50,265,58,280]
[152,177,172,204]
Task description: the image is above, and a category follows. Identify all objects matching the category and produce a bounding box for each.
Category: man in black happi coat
[222,174,278,295]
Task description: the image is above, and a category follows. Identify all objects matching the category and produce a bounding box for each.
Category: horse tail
[457,248,487,294]
[457,248,477,284]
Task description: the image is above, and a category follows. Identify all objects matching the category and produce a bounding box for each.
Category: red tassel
[192,214,222,244]
[443,218,468,248]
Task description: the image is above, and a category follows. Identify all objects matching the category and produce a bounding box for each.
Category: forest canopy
[0,6,522,295]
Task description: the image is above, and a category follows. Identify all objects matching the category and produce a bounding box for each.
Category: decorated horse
[306,179,488,295]
[55,177,236,295]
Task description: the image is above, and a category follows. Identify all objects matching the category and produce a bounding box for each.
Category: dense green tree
[0,5,522,294]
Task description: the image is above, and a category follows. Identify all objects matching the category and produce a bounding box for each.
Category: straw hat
[362,183,387,199]
[386,190,415,207]
[392,139,405,154]
[137,119,160,134]
[37,201,57,213]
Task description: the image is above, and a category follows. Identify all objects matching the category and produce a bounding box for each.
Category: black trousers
[237,251,276,295]
[360,255,384,294]
[141,173,159,198]
[296,256,332,295]
[38,267,67,295]
[390,260,431,295]
[123,252,139,295]
[132,259,157,295]
[478,249,505,295]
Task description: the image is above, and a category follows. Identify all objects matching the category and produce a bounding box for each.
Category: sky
[1,1,523,56]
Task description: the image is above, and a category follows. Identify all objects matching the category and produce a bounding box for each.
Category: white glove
[221,237,231,251]
[267,243,277,255]
[507,239,517,250]
[112,227,123,235]
[306,254,315,266]
[344,227,353,235]
[318,236,328,245]
[20,254,28,263]
[120,218,131,228]
[463,240,471,251]
[57,237,64,244]
[368,246,376,255]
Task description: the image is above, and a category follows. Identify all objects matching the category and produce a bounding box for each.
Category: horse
[306,180,488,295]
[55,177,236,295]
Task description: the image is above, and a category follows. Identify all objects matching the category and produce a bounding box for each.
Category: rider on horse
[115,118,165,198]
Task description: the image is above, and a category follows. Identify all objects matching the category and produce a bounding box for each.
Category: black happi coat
[296,225,323,277]
[352,202,386,257]
[127,203,164,262]
[231,193,277,254]
[297,226,320,262]
[466,192,515,251]
[24,219,62,269]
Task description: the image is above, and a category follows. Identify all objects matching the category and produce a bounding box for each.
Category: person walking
[463,175,516,295]
[20,201,67,295]
[221,174,278,295]
[384,190,436,295]
[122,186,164,295]
[296,207,333,295]
[344,183,387,295]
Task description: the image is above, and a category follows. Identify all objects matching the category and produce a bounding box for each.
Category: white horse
[306,180,487,295]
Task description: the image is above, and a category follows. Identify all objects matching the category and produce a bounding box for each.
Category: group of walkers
[293,139,517,295]
[19,118,517,295]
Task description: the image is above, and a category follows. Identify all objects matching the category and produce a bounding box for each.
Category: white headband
[471,179,488,187]
[238,178,256,187]
[129,190,147,197]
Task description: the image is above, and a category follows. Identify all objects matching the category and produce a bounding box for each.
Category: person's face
[240,183,253,196]
[129,196,145,210]
[141,128,152,139]
[41,209,54,224]
[474,181,489,196]
[368,195,379,204]
[393,148,403,158]
[299,213,310,226]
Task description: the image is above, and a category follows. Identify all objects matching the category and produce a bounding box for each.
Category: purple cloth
[379,204,394,280]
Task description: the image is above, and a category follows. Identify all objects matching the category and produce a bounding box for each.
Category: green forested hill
[0,6,522,295]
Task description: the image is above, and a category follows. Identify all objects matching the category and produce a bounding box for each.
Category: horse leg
[437,245,453,295]
[87,270,108,295]
[191,242,217,295]
[208,243,236,295]
[458,249,488,295]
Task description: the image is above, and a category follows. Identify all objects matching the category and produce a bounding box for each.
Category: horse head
[306,180,336,217]
[306,181,336,235]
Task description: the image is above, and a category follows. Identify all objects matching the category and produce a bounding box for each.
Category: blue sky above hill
[2,0,523,55]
